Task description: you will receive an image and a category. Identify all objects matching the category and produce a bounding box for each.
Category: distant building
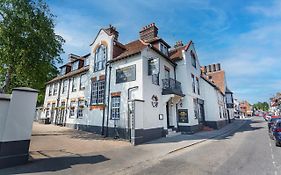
[239,101,252,117]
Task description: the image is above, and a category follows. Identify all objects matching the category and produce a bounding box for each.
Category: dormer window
[72,61,79,71]
[94,44,107,72]
[84,57,89,66]
[191,51,196,68]
[160,42,168,56]
[60,67,66,75]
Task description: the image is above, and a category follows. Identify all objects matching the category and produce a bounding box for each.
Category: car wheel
[276,141,280,147]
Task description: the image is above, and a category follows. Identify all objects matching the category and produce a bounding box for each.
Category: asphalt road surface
[126,117,281,175]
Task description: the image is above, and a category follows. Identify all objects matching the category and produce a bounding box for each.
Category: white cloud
[247,0,281,17]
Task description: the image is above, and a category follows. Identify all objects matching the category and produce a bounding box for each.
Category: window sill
[90,104,106,110]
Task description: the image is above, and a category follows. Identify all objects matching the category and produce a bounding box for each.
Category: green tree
[0,0,64,105]
[253,102,269,111]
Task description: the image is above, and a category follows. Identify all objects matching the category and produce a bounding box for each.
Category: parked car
[268,116,281,131]
[269,119,281,146]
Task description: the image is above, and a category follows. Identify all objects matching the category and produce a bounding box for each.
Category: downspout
[64,78,71,126]
[127,86,139,142]
[55,80,62,125]
[101,62,108,135]
[105,64,112,137]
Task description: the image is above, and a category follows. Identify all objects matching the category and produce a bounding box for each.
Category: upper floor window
[160,43,168,56]
[196,77,200,95]
[148,58,159,85]
[94,45,107,72]
[62,80,68,94]
[72,77,78,92]
[48,84,53,96]
[191,74,195,93]
[80,73,87,90]
[191,51,196,68]
[72,61,79,71]
[53,83,58,95]
[60,67,66,76]
[84,57,89,66]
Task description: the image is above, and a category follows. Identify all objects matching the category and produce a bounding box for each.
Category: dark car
[268,116,281,131]
[269,119,281,146]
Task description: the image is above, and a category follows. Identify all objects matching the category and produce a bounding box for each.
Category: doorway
[166,102,171,128]
[199,104,205,125]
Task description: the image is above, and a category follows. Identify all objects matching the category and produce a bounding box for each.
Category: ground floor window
[193,99,199,119]
[111,96,120,120]
[69,101,75,118]
[77,100,85,118]
[45,103,50,118]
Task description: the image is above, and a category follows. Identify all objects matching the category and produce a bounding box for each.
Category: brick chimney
[174,40,183,48]
[105,24,119,40]
[139,23,158,41]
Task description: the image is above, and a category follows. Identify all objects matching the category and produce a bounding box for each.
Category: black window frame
[72,77,78,92]
[191,74,196,93]
[196,77,200,95]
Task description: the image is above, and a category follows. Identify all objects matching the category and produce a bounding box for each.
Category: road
[124,117,281,175]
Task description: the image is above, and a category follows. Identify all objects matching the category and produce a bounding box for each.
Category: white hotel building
[41,23,234,145]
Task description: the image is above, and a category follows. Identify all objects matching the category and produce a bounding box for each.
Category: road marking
[268,136,279,175]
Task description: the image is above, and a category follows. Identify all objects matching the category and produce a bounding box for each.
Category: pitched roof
[112,40,148,61]
[46,66,89,84]
[169,46,185,61]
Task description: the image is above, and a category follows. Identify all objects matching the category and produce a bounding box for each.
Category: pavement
[0,118,248,175]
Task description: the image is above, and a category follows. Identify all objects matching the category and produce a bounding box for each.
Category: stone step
[166,131,181,137]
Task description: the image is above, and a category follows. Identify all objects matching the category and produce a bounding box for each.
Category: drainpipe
[101,62,109,136]
[55,80,62,125]
[105,64,112,137]
[127,86,139,141]
[64,78,71,126]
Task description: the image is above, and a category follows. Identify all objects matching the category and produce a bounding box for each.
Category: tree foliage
[253,102,269,111]
[0,0,64,105]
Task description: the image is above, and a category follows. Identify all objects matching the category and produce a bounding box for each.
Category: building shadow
[0,155,109,175]
[142,118,264,145]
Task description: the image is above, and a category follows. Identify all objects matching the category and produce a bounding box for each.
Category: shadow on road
[0,155,109,175]
[144,118,265,145]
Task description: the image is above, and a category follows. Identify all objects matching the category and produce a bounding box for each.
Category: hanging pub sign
[151,95,158,107]
[178,109,188,123]
[116,64,136,84]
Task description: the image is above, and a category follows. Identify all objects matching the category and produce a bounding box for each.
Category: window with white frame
[94,45,107,72]
[46,103,50,117]
[90,80,105,105]
[84,57,89,66]
[72,61,79,71]
[191,51,196,68]
[69,101,75,118]
[193,99,199,119]
[53,83,58,95]
[80,74,87,90]
[77,100,84,118]
[72,77,78,92]
[48,84,53,96]
[60,67,66,75]
[191,74,196,93]
[62,80,68,94]
[148,58,159,85]
[111,96,120,120]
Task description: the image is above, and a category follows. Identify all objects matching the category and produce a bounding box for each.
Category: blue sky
[46,0,281,104]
